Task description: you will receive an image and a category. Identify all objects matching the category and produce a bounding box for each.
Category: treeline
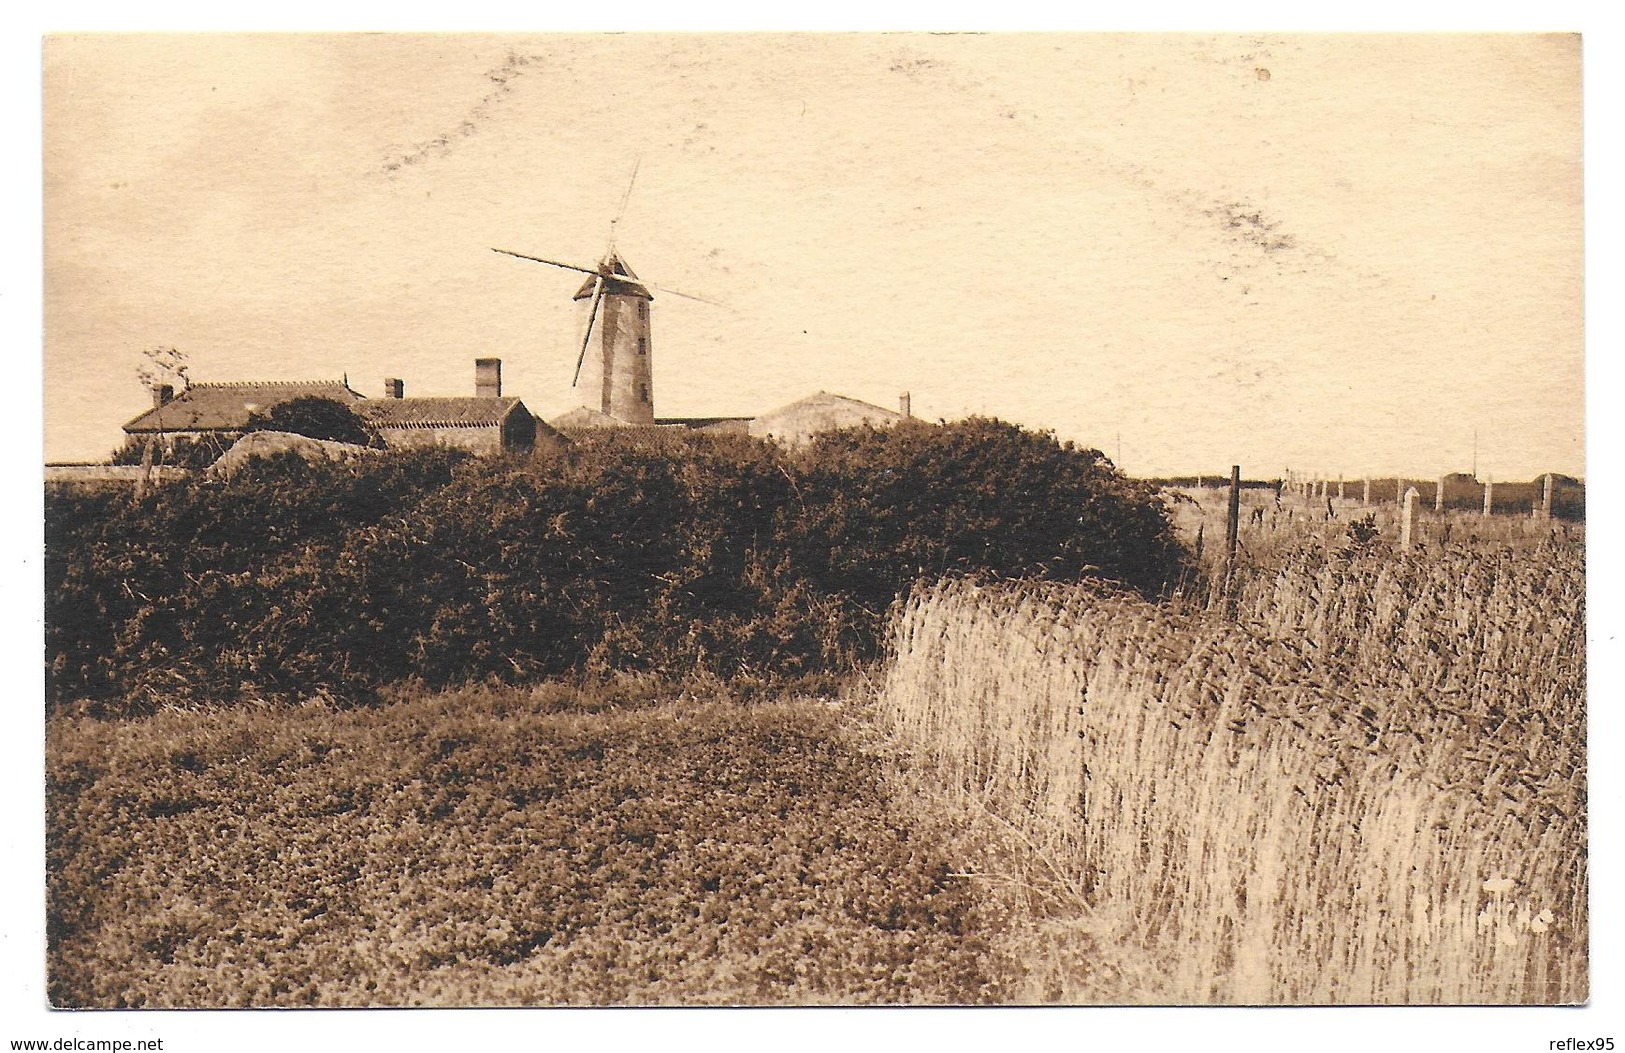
[46,418,1187,714]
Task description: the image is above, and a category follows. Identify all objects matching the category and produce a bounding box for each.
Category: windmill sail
[573,277,607,387]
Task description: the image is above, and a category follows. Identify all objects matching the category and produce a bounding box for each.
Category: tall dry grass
[1166,485,1581,595]
[879,540,1585,1003]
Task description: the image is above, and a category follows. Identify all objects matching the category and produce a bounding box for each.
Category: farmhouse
[746,391,908,447]
[358,360,560,455]
[121,359,557,457]
[546,391,911,447]
[359,393,540,455]
[123,379,366,447]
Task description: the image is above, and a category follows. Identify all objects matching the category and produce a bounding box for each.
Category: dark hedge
[245,396,383,448]
[46,419,1187,713]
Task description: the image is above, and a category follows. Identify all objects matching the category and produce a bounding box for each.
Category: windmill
[494,164,717,427]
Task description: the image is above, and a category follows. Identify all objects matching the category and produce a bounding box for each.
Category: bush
[246,396,381,448]
[1346,513,1380,547]
[110,433,235,471]
[791,418,1185,635]
[45,419,1187,711]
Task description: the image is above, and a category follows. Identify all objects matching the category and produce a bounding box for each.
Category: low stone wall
[44,464,193,487]
[208,431,379,477]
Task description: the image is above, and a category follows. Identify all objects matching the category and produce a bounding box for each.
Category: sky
[43,33,1583,478]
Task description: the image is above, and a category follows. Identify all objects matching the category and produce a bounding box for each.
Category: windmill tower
[570,252,656,425]
[494,165,714,427]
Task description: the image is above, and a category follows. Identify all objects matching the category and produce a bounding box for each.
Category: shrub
[246,396,381,448]
[790,418,1185,630]
[45,419,1187,711]
[110,433,235,471]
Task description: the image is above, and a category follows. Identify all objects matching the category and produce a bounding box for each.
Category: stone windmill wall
[573,258,655,426]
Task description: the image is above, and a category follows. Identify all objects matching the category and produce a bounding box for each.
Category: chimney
[383,378,404,399]
[476,358,502,398]
[151,383,174,408]
[899,391,912,418]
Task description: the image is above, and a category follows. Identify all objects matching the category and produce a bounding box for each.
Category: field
[882,488,1586,1003]
[47,683,1005,1006]
[44,477,1586,1005]
[1166,483,1582,588]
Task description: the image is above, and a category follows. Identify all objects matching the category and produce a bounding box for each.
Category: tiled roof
[748,392,906,447]
[358,397,527,429]
[752,391,903,424]
[123,381,363,433]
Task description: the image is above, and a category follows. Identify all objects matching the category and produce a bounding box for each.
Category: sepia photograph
[28,25,1596,1034]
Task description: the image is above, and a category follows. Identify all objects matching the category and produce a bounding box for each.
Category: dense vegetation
[882,493,1586,1003]
[47,685,1003,1006]
[110,433,234,471]
[47,418,1185,713]
[245,395,382,448]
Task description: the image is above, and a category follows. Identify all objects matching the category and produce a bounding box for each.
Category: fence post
[1400,486,1419,550]
[1541,473,1554,519]
[1483,476,1493,517]
[134,438,154,502]
[1225,465,1241,617]
[1363,478,1371,505]
[1338,475,1345,501]
[1435,475,1446,512]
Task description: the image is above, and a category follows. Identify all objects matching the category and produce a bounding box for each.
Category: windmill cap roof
[573,251,652,300]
